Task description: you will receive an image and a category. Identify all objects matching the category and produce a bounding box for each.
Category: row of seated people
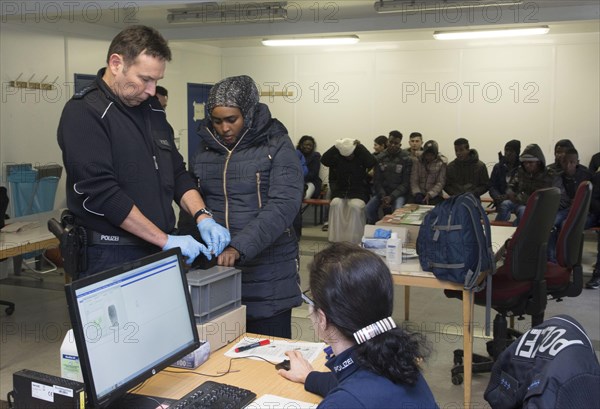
[296,133,600,289]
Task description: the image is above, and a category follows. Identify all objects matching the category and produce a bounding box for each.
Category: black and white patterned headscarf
[206,75,260,129]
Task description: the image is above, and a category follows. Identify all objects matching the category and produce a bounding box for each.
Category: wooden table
[388,225,515,408]
[137,334,327,404]
[0,209,61,259]
[0,210,61,275]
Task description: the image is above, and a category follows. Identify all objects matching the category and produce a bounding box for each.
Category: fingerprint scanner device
[11,369,85,409]
[186,266,242,324]
[64,248,200,409]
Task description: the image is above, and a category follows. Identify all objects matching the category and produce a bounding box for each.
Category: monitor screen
[64,248,200,408]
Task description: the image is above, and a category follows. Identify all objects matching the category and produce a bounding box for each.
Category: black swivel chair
[546,181,592,300]
[445,187,561,385]
[0,186,15,315]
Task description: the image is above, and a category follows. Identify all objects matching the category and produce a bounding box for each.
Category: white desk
[388,225,515,408]
[0,209,61,264]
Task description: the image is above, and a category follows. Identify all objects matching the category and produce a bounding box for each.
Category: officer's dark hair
[388,130,403,141]
[454,137,469,149]
[296,135,316,150]
[106,25,172,66]
[309,242,430,386]
[374,135,388,148]
[409,132,422,140]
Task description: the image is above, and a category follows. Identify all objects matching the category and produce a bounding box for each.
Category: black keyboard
[170,380,256,409]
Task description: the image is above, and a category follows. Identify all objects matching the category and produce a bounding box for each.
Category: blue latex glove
[197,218,231,256]
[163,234,211,264]
[374,228,392,239]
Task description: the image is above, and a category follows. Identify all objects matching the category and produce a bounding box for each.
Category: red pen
[235,339,270,353]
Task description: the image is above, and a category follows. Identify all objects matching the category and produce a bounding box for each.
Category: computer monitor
[64,248,200,408]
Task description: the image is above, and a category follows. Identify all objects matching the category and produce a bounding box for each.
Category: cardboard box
[171,341,211,369]
[196,305,246,353]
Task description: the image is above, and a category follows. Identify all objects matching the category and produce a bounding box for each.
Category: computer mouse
[275,359,291,371]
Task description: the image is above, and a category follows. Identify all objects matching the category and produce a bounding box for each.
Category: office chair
[546,181,592,300]
[0,186,16,315]
[445,187,561,385]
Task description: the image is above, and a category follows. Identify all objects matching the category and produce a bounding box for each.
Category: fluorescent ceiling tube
[433,25,549,40]
[374,0,523,13]
[262,35,360,46]
[167,1,287,24]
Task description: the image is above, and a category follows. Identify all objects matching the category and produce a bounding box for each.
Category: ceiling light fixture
[374,0,523,14]
[262,35,360,47]
[167,1,287,24]
[433,25,550,40]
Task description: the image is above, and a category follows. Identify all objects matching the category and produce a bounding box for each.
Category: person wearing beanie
[192,74,304,338]
[489,139,522,208]
[444,138,490,198]
[495,143,566,225]
[321,138,376,243]
[410,140,447,205]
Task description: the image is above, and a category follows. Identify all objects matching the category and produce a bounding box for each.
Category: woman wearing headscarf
[192,75,304,338]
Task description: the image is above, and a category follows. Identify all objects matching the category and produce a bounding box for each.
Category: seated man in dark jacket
[444,137,489,199]
[365,132,412,224]
[585,171,600,289]
[489,140,521,208]
[495,143,566,226]
[548,147,592,262]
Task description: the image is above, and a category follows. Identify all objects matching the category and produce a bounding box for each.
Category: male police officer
[58,26,229,277]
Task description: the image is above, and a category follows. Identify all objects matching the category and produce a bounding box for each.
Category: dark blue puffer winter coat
[193,103,304,320]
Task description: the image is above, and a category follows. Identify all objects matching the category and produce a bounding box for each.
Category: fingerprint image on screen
[108,304,118,327]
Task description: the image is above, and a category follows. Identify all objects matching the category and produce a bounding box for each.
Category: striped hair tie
[353,317,397,344]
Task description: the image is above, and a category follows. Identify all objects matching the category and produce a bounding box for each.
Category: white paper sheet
[245,394,317,409]
[224,339,326,363]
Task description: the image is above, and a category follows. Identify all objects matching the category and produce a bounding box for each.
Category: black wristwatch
[194,208,213,221]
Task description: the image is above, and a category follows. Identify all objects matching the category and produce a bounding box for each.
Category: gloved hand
[197,218,231,256]
[163,234,211,264]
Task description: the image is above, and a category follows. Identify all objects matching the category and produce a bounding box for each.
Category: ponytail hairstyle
[309,242,431,386]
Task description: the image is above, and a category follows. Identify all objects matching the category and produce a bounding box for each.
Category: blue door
[187,83,213,165]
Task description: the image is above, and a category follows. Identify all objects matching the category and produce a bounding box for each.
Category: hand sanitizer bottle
[60,329,83,382]
[386,232,403,270]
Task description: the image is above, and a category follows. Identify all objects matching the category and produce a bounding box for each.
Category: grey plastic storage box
[186,266,242,324]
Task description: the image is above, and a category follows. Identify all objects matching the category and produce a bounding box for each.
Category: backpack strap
[463,193,496,336]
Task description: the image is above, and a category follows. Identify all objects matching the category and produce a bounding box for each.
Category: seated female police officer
[279,242,438,409]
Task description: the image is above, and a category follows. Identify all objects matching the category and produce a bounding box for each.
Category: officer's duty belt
[86,230,149,246]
